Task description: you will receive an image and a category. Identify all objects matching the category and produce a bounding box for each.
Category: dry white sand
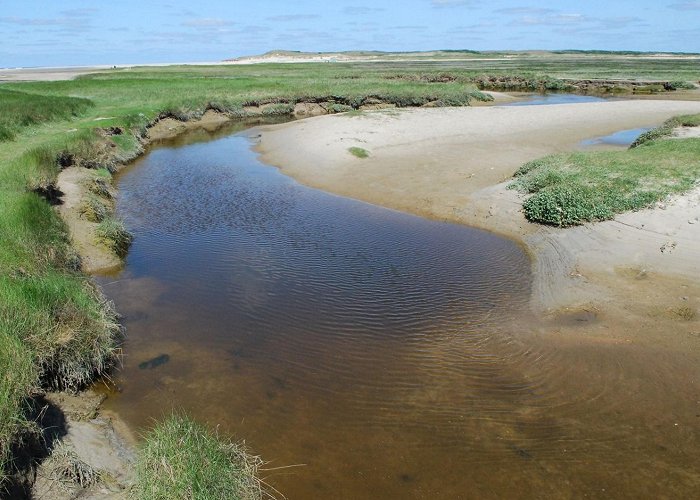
[257,101,700,334]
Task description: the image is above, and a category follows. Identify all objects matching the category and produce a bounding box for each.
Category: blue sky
[1,0,699,67]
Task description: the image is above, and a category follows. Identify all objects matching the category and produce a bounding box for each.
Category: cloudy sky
[1,0,699,67]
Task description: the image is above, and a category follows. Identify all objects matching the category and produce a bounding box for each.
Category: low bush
[667,81,696,90]
[511,133,700,226]
[79,194,110,223]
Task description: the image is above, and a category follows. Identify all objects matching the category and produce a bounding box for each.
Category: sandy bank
[257,100,700,336]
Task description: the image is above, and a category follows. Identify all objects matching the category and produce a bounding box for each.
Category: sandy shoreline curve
[256,100,700,339]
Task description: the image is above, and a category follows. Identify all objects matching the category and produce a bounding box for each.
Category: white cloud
[510,13,587,27]
[495,7,556,16]
[668,1,700,9]
[342,6,386,15]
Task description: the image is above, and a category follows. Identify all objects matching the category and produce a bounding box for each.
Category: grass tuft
[135,414,266,500]
[348,146,370,159]
[79,194,110,223]
[631,113,700,148]
[96,217,133,258]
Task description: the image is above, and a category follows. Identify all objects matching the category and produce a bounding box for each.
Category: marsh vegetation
[0,53,698,495]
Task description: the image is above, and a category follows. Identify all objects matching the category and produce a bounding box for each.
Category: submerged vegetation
[511,114,700,226]
[0,55,698,493]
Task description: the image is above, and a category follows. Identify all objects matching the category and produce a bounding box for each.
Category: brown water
[98,123,700,499]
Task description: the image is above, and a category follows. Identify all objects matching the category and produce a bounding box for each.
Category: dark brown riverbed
[97,122,700,499]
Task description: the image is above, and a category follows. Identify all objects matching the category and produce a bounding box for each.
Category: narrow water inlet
[500,93,611,106]
[580,127,652,147]
[95,120,700,499]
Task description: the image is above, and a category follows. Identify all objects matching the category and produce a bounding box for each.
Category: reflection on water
[502,93,610,106]
[97,123,700,499]
[581,127,652,147]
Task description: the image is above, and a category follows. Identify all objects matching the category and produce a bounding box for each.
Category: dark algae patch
[138,354,170,370]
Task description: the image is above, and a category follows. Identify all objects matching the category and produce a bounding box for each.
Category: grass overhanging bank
[135,414,267,500]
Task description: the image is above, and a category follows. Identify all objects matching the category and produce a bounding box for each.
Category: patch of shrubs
[522,185,614,226]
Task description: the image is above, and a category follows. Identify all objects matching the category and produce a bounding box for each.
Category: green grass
[0,63,489,488]
[348,146,370,159]
[0,141,121,484]
[0,57,698,490]
[96,217,133,257]
[511,116,700,226]
[135,414,265,500]
[0,88,93,142]
[631,113,700,147]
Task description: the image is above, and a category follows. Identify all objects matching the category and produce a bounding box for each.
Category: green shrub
[79,194,110,223]
[86,176,113,199]
[260,103,294,116]
[667,81,696,90]
[633,84,665,94]
[512,133,700,226]
[523,185,614,226]
[326,103,354,113]
[630,113,700,148]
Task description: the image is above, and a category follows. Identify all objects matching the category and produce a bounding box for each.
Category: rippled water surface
[98,123,700,499]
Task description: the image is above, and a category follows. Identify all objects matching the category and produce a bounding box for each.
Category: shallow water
[580,127,652,147]
[502,93,610,106]
[98,122,700,498]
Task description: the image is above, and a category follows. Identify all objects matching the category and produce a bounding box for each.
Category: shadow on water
[96,119,700,499]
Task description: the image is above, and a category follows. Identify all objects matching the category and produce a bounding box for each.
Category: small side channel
[580,127,652,147]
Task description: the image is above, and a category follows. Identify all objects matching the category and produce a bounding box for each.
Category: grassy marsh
[0,56,698,493]
[0,62,489,491]
[511,115,700,226]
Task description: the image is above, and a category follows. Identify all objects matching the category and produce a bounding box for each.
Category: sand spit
[257,100,700,341]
